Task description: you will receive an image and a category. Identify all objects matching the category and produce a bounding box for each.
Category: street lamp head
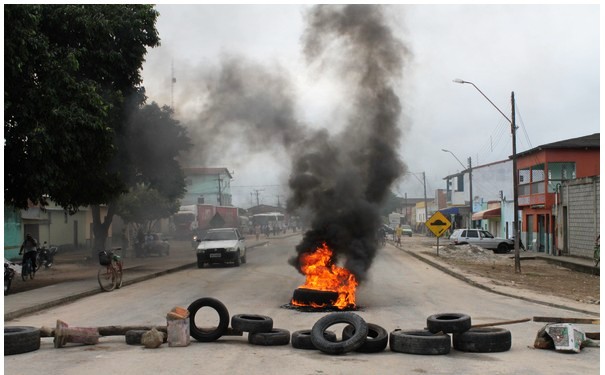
[452,78,467,84]
[441,149,450,153]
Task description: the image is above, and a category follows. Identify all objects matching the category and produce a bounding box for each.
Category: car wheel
[187,297,230,342]
[496,243,510,253]
[234,251,241,267]
[427,313,471,334]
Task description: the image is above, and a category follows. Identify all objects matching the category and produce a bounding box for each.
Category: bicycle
[97,247,123,292]
[20,252,36,281]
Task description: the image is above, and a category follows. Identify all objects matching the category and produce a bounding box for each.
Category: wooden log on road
[533,316,600,325]
[471,318,531,328]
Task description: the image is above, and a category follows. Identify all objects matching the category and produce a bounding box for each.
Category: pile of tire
[298,312,388,355]
[389,313,512,355]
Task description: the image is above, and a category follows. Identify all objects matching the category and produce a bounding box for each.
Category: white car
[449,229,514,254]
[196,228,246,268]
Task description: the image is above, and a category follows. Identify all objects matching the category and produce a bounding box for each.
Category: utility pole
[511,92,521,273]
[468,157,473,228]
[252,189,264,206]
[217,175,222,206]
[171,59,176,111]
[423,172,428,233]
[276,194,284,208]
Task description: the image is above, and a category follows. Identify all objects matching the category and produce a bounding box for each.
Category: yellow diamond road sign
[425,211,452,238]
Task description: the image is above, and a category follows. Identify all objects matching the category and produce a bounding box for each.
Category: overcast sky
[140,4,600,209]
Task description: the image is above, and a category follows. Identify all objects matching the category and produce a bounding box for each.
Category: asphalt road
[4,235,599,374]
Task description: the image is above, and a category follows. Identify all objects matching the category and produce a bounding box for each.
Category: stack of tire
[293,312,388,355]
[187,297,290,346]
[390,313,512,355]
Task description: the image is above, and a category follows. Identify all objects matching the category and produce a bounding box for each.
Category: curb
[4,242,271,321]
[395,244,599,316]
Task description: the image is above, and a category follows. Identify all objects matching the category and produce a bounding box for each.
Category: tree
[4,5,160,212]
[115,183,180,232]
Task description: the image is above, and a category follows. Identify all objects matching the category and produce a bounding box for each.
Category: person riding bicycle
[19,233,38,271]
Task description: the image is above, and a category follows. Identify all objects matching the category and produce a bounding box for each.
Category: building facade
[181,167,233,207]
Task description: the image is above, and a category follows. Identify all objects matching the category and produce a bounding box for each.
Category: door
[538,215,545,253]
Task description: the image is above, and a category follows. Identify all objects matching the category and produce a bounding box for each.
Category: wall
[559,176,600,258]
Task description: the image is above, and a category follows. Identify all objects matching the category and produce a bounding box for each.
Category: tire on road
[5,326,40,355]
[453,327,512,353]
[291,288,339,307]
[187,297,230,342]
[389,329,451,355]
[248,328,291,346]
[231,314,273,334]
[342,323,388,353]
[426,313,471,334]
[291,329,337,350]
[310,312,368,355]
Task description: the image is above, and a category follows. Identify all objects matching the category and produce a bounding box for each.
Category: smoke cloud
[173,5,408,284]
[287,5,408,282]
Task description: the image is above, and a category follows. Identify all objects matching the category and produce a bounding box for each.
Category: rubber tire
[389,329,451,355]
[342,323,388,353]
[234,251,241,267]
[427,313,471,334]
[231,314,273,334]
[453,327,512,353]
[187,297,230,342]
[310,312,368,355]
[291,329,337,350]
[5,326,41,355]
[248,328,291,346]
[197,258,204,268]
[497,243,509,253]
[292,288,339,306]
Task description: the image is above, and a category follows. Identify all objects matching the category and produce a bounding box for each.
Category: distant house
[182,167,233,207]
[515,133,600,255]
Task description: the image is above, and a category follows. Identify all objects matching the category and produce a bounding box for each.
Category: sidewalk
[4,238,272,321]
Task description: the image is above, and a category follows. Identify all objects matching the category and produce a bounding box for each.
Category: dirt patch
[425,244,600,305]
[7,260,99,294]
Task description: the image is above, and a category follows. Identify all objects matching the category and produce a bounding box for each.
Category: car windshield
[402,225,412,230]
[480,230,494,238]
[203,230,237,241]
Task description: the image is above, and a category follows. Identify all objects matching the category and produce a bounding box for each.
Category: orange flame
[291,243,357,309]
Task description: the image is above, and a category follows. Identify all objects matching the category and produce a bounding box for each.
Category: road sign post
[425,211,452,256]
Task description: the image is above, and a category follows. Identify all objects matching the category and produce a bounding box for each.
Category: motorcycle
[4,258,16,295]
[37,242,58,269]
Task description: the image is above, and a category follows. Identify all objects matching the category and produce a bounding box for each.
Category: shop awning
[472,207,501,221]
[439,207,460,216]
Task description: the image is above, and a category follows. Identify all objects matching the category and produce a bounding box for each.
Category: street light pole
[453,79,521,273]
[442,149,473,228]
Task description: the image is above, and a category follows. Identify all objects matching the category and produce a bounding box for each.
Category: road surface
[4,235,599,374]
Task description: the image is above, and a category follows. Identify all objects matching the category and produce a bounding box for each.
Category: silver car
[196,228,246,267]
[449,229,514,254]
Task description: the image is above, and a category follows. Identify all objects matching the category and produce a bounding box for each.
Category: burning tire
[389,329,451,355]
[248,328,291,346]
[310,312,368,355]
[342,323,388,353]
[292,288,339,307]
[4,326,40,355]
[453,327,512,353]
[231,314,273,334]
[187,297,230,342]
[426,313,471,334]
[291,329,337,350]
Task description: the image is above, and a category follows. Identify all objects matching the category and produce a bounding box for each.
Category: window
[547,162,576,192]
[467,230,478,238]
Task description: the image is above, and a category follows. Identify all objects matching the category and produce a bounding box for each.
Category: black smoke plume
[287,5,408,283]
